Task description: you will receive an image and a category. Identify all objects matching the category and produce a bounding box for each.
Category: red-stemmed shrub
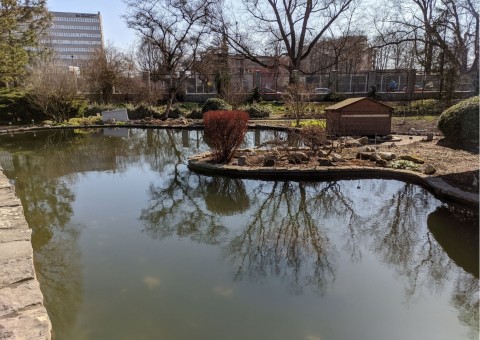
[203,110,249,163]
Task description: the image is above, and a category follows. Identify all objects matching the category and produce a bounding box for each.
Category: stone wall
[0,167,51,339]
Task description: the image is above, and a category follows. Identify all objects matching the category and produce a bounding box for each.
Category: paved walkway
[0,168,51,339]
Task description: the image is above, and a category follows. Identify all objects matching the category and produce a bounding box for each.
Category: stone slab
[0,206,30,230]
[0,257,35,287]
[0,170,51,339]
[0,228,31,243]
[0,240,33,261]
[0,306,51,340]
[0,280,44,317]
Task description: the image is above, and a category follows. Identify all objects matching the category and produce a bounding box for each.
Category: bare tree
[81,43,128,103]
[282,82,311,127]
[373,0,479,82]
[124,0,218,118]
[218,0,358,82]
[26,62,81,122]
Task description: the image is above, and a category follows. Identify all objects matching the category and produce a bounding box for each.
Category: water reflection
[0,128,477,339]
[223,181,336,295]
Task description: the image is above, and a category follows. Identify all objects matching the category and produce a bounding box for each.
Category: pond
[0,128,478,340]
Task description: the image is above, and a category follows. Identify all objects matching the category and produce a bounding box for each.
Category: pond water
[0,128,478,340]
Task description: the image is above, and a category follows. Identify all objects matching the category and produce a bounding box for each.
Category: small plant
[202,98,232,113]
[203,110,249,163]
[130,104,163,119]
[249,87,263,103]
[283,83,310,127]
[391,160,419,171]
[188,108,203,119]
[167,104,190,119]
[245,103,271,118]
[298,125,328,155]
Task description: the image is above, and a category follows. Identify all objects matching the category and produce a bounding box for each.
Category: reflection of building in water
[103,128,130,138]
[0,150,14,172]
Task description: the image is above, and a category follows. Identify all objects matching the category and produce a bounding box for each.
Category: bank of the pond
[188,154,479,209]
[0,168,51,339]
[0,121,292,134]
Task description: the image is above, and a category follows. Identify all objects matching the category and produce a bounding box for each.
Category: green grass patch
[293,119,326,128]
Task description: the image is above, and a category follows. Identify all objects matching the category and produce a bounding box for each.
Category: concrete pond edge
[188,155,479,210]
[0,167,52,339]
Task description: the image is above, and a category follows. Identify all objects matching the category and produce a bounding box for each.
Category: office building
[41,11,104,66]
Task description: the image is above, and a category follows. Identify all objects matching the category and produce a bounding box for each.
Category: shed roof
[325,97,393,110]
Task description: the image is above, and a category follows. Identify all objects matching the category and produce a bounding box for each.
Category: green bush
[0,88,42,123]
[167,103,197,119]
[188,108,203,119]
[323,92,346,102]
[249,87,263,103]
[245,103,271,118]
[202,98,232,113]
[130,103,163,119]
[437,96,479,142]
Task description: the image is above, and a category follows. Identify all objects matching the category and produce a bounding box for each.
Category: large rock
[288,152,309,164]
[263,155,277,167]
[356,152,374,160]
[345,140,362,148]
[378,152,396,161]
[423,164,436,175]
[237,156,247,166]
[332,153,344,162]
[357,136,369,145]
[370,153,383,162]
[376,159,388,167]
[400,155,425,164]
[318,158,335,166]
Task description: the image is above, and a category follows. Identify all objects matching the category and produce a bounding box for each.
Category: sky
[47,0,137,50]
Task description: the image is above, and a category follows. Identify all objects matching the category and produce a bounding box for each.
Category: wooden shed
[325,97,393,136]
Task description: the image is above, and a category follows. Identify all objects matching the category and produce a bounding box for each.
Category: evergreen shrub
[202,98,232,113]
[437,96,479,142]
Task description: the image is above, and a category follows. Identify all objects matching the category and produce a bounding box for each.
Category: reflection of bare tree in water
[223,181,344,295]
[308,181,370,263]
[452,272,479,339]
[33,222,83,340]
[352,183,479,338]
[355,184,448,297]
[8,153,83,339]
[140,172,229,244]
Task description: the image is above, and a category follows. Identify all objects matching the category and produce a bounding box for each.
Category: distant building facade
[41,11,104,66]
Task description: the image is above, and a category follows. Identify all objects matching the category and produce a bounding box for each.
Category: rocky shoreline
[0,168,51,340]
[188,151,479,209]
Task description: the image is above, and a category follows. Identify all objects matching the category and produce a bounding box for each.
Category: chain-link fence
[182,70,475,94]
